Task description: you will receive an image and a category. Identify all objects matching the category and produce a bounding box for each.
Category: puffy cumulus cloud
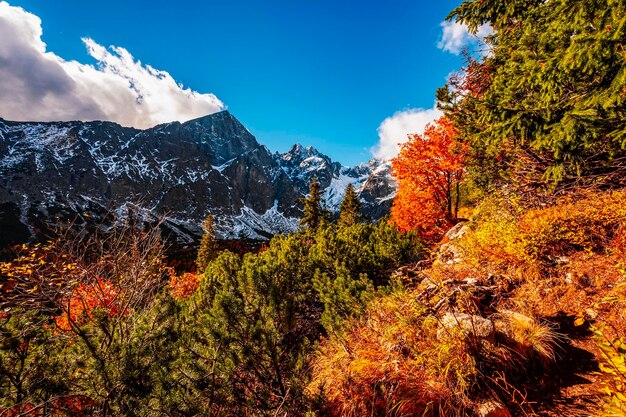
[0,1,224,128]
[438,20,493,55]
[372,106,442,161]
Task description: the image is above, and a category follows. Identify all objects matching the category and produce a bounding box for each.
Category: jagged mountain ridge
[0,111,395,245]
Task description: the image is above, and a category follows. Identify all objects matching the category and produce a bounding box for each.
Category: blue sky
[1,0,474,165]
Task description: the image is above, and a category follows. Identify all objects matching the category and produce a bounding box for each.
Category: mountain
[0,111,395,246]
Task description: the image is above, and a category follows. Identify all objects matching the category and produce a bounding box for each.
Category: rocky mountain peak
[0,112,395,247]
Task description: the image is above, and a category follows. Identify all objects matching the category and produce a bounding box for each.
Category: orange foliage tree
[391,117,467,241]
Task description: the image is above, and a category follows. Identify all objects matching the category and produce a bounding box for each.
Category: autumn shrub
[54,278,125,331]
[518,190,626,261]
[456,190,626,277]
[0,242,82,314]
[593,325,626,416]
[455,196,527,271]
[169,272,201,300]
[579,280,626,417]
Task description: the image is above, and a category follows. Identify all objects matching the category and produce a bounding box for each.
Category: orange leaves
[1,231,168,330]
[391,117,467,242]
[449,58,494,100]
[169,272,201,300]
[55,278,124,331]
[0,242,80,312]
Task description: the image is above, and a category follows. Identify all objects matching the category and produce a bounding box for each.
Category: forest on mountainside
[2,0,626,416]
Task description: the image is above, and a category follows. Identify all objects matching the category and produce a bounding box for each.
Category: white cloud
[438,21,493,55]
[0,1,225,128]
[372,106,442,161]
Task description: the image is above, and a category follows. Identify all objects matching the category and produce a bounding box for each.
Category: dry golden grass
[308,290,476,417]
[308,285,567,417]
[496,310,563,365]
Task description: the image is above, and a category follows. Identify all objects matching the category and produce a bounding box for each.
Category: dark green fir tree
[300,177,328,230]
[338,183,363,227]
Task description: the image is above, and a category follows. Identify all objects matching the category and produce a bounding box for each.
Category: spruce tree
[300,177,328,230]
[440,0,626,186]
[196,214,218,274]
[338,183,363,227]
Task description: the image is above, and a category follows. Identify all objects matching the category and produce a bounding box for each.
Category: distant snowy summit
[0,111,395,245]
[273,143,395,217]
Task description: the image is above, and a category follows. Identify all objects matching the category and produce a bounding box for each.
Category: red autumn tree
[391,117,467,241]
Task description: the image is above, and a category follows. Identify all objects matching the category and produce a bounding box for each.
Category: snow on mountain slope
[0,112,394,246]
[272,144,395,213]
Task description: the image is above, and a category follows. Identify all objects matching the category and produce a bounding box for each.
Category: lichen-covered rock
[444,221,468,241]
[437,312,495,340]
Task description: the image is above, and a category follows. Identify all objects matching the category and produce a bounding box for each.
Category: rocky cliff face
[0,111,395,246]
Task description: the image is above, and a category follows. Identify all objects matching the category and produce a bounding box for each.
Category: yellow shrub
[594,326,626,416]
[583,283,626,416]
[456,197,526,270]
[457,190,626,274]
[518,190,626,260]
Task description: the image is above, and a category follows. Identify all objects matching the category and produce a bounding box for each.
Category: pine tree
[440,0,626,186]
[300,177,328,230]
[196,214,218,274]
[338,183,363,227]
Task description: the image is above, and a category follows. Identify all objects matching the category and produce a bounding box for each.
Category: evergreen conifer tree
[300,177,328,230]
[338,183,363,227]
[196,214,218,273]
[439,0,626,185]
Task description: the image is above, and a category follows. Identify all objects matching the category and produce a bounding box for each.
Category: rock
[476,399,512,417]
[436,221,468,265]
[437,242,463,264]
[554,255,570,265]
[444,221,468,241]
[585,308,598,320]
[463,278,479,286]
[392,265,426,284]
[437,312,495,340]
